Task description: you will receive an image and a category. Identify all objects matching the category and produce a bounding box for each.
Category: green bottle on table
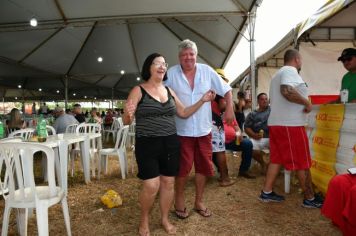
[37,114,47,142]
[0,120,4,139]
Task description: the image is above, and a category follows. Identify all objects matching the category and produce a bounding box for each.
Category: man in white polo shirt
[259,49,322,208]
[166,39,234,218]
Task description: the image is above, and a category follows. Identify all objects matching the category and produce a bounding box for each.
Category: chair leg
[117,150,126,179]
[284,170,291,193]
[70,150,75,177]
[98,154,102,179]
[16,208,28,236]
[61,198,72,236]
[1,205,11,236]
[36,204,49,236]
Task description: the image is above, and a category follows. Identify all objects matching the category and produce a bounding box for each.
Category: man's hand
[201,90,216,102]
[303,102,312,113]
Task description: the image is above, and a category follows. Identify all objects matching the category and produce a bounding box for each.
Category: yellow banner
[312,129,340,161]
[315,104,345,130]
[311,104,345,193]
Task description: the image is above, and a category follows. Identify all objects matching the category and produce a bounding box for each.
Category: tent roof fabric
[231,0,356,86]
[0,0,260,101]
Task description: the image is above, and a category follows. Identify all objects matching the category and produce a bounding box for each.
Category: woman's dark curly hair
[141,53,168,81]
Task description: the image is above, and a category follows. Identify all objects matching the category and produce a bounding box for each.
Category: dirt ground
[0,150,342,236]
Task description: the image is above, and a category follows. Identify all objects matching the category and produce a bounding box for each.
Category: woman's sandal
[174,207,189,219]
[194,208,212,217]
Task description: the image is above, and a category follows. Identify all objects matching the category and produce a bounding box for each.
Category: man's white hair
[178,39,198,55]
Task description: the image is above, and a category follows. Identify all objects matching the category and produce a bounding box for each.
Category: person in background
[234,91,246,130]
[123,53,215,236]
[338,48,356,103]
[244,93,270,173]
[166,39,234,219]
[104,109,114,128]
[41,102,48,115]
[259,49,322,208]
[211,68,234,187]
[32,102,36,115]
[101,110,106,118]
[84,110,89,118]
[90,108,102,124]
[224,116,254,179]
[7,108,26,133]
[73,103,86,123]
[53,107,79,134]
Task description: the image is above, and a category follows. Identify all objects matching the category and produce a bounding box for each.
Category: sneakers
[259,191,285,202]
[302,198,323,209]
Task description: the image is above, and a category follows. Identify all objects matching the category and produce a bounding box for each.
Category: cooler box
[309,95,339,105]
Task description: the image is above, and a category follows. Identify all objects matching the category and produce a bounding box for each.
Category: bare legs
[139,176,176,236]
[159,176,176,234]
[215,152,234,186]
[252,150,267,173]
[175,173,210,216]
[296,169,314,199]
[263,164,314,199]
[262,163,282,192]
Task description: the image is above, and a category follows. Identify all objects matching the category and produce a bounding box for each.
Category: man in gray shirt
[53,107,79,134]
[244,92,270,172]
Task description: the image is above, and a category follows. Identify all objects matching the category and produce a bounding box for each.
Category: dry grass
[0,149,342,236]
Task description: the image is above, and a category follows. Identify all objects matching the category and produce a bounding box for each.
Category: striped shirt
[135,86,177,137]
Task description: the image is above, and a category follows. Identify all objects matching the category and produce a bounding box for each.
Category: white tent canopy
[0,0,260,101]
[232,0,356,96]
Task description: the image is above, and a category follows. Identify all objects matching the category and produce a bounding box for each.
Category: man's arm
[280,84,312,113]
[224,90,235,124]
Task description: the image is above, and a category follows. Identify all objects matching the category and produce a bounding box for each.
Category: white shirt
[166,63,231,137]
[268,66,308,126]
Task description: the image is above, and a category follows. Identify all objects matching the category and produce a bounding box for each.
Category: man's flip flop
[194,208,212,217]
[174,207,189,219]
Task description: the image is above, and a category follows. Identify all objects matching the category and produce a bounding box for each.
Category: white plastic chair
[70,123,101,177]
[0,138,23,197]
[98,125,129,179]
[127,121,135,148]
[8,128,35,141]
[102,117,122,142]
[0,142,71,236]
[46,125,56,136]
[65,124,78,133]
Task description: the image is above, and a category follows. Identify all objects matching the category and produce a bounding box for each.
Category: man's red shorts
[178,134,214,177]
[269,126,311,170]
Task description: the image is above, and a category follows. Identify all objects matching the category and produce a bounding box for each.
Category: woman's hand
[124,99,136,120]
[201,90,216,102]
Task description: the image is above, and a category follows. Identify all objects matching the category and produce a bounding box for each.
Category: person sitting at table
[123,52,215,236]
[53,107,79,134]
[224,116,254,179]
[6,108,26,134]
[321,173,356,235]
[73,103,86,123]
[90,108,102,124]
[244,92,270,173]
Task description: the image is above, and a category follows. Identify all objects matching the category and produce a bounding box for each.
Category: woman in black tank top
[122,53,215,235]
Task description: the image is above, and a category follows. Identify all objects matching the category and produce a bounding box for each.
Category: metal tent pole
[64,75,68,109]
[248,11,257,110]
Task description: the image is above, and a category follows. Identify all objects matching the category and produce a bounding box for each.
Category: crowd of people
[4,103,124,136]
[3,38,355,235]
[122,39,356,236]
